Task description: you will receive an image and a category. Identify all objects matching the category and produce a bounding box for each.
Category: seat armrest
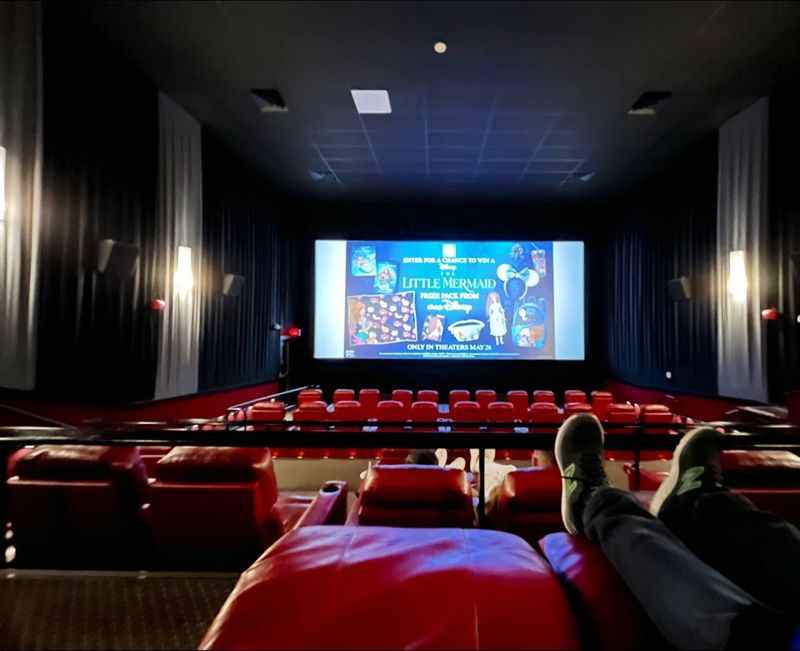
[292,481,349,528]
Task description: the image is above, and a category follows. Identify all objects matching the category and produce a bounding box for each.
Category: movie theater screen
[314,240,585,361]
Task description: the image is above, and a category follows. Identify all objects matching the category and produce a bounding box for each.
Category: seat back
[564,390,587,405]
[333,388,355,404]
[529,402,564,427]
[451,400,482,427]
[390,389,413,414]
[375,400,406,428]
[506,390,529,420]
[246,401,286,423]
[449,389,471,412]
[475,389,497,417]
[149,447,282,566]
[297,389,323,405]
[532,390,556,404]
[292,401,328,424]
[8,446,148,565]
[328,400,364,425]
[416,389,439,404]
[410,401,440,428]
[564,403,593,417]
[487,467,563,543]
[590,391,614,420]
[353,465,474,527]
[358,389,381,417]
[487,401,515,427]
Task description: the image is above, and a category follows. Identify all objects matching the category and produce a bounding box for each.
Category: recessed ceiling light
[627,91,672,116]
[578,171,595,182]
[351,89,392,114]
[251,88,288,113]
[434,41,447,54]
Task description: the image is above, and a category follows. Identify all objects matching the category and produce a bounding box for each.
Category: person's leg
[651,428,800,613]
[555,415,795,650]
[585,487,791,649]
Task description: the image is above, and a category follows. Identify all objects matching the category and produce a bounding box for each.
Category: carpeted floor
[0,570,237,650]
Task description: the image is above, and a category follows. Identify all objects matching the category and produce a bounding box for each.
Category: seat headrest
[452,401,481,420]
[361,465,471,508]
[501,467,562,510]
[12,445,143,481]
[154,447,272,483]
[606,404,638,422]
[487,401,515,422]
[376,400,405,419]
[247,401,286,421]
[642,404,670,413]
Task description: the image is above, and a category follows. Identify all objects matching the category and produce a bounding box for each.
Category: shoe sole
[649,427,712,516]
[555,415,604,535]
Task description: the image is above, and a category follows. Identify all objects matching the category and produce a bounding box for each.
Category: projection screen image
[314,240,585,361]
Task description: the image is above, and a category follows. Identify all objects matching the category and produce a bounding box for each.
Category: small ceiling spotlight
[434,41,447,54]
[578,171,596,182]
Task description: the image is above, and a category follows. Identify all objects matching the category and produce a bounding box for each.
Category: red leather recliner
[564,390,588,405]
[591,391,614,421]
[506,390,530,420]
[333,388,355,404]
[375,400,408,463]
[449,389,471,413]
[564,402,594,417]
[391,389,413,415]
[416,389,439,404]
[604,403,639,461]
[358,388,381,418]
[7,445,150,567]
[347,464,475,527]
[149,447,348,568]
[533,390,556,404]
[475,389,498,418]
[200,526,581,650]
[487,467,563,543]
[297,388,323,405]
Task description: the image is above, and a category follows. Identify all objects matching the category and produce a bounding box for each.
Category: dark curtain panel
[605,135,719,395]
[198,132,290,391]
[36,4,160,402]
[768,91,800,396]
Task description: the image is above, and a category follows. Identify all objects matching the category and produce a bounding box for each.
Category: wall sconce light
[728,250,748,303]
[174,245,194,296]
[0,146,6,222]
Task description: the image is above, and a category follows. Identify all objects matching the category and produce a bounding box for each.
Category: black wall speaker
[97,239,139,278]
[222,273,245,297]
[668,276,692,301]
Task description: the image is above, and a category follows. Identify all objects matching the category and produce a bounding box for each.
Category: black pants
[584,487,800,650]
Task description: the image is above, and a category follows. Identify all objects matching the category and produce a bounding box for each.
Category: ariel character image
[486,291,507,345]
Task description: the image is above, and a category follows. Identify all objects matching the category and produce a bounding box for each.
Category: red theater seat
[507,390,529,420]
[450,400,482,462]
[149,448,347,567]
[533,390,556,404]
[604,403,640,461]
[564,390,587,405]
[564,402,593,417]
[625,451,800,525]
[297,388,323,405]
[529,402,564,427]
[7,445,149,566]
[475,389,497,417]
[410,401,440,434]
[416,389,439,404]
[246,401,286,423]
[358,388,380,417]
[333,388,355,404]
[325,401,364,458]
[375,400,407,428]
[449,389,471,412]
[291,401,327,424]
[487,467,563,543]
[200,526,581,650]
[539,533,660,650]
[591,391,614,420]
[390,389,413,414]
[347,465,475,527]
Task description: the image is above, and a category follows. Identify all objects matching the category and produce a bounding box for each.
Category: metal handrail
[225,384,318,415]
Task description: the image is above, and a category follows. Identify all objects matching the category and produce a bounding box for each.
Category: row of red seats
[5,445,348,569]
[298,388,617,417]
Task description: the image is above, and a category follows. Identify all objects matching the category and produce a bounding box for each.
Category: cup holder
[321,484,340,493]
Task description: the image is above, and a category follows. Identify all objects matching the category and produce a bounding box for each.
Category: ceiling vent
[627,91,672,116]
[252,89,288,113]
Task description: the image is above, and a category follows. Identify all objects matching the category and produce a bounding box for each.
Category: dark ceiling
[79,1,800,201]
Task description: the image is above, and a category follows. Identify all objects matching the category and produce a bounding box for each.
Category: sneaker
[649,426,723,517]
[555,413,609,535]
